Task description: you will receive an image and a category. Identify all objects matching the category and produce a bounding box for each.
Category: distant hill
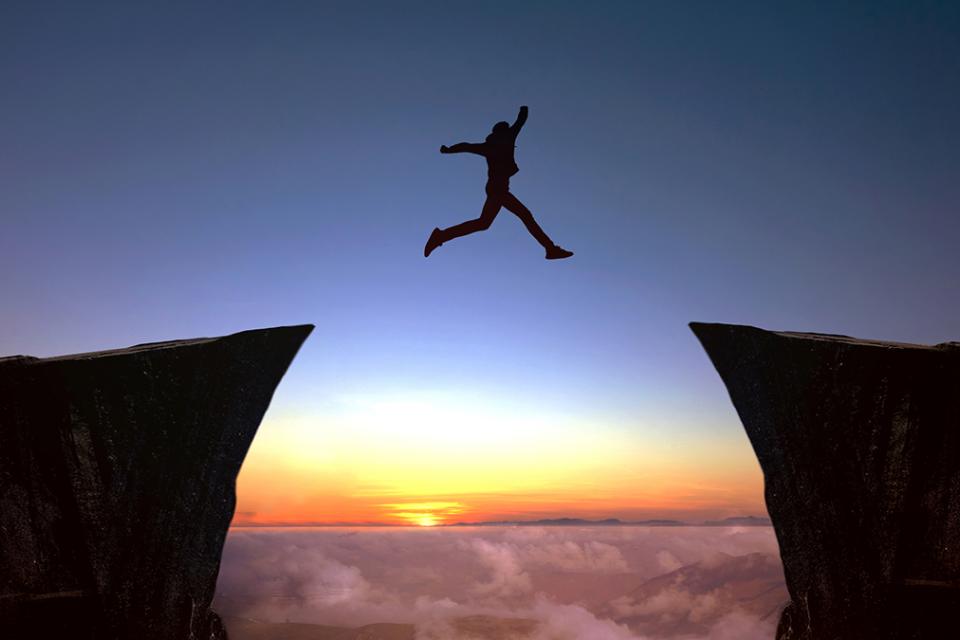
[447,516,771,527]
[701,516,772,526]
[448,518,688,527]
[449,517,629,527]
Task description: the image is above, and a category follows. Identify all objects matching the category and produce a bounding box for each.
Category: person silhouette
[424,106,574,260]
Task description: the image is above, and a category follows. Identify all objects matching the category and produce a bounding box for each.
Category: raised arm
[510,105,528,136]
[440,142,484,155]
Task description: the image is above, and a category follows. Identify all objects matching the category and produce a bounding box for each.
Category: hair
[491,121,510,134]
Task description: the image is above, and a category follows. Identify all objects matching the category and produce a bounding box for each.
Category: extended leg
[440,196,502,242]
[501,192,554,249]
[424,196,502,257]
[501,192,573,259]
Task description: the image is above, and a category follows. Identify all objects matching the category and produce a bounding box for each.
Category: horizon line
[229,515,772,528]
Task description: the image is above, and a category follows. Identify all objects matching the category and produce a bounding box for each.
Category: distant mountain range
[447,516,771,527]
[701,516,772,526]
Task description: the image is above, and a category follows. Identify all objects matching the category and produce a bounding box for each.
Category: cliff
[0,325,313,639]
[691,322,960,639]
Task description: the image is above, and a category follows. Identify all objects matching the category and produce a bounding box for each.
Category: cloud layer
[215,525,786,639]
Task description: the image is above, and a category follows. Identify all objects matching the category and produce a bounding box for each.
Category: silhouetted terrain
[694,322,960,639]
[702,516,772,527]
[0,327,311,639]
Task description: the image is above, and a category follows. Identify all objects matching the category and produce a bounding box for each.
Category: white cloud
[215,526,785,639]
[528,598,642,640]
[522,540,629,573]
[468,538,533,599]
[655,550,682,573]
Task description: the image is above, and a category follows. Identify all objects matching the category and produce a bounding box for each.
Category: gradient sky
[2,1,958,525]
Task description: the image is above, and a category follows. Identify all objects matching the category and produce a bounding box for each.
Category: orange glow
[232,400,766,526]
[380,502,465,526]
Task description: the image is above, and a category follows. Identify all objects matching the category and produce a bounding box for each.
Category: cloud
[522,540,629,573]
[699,611,778,640]
[467,538,533,599]
[655,550,682,573]
[611,587,721,622]
[527,598,642,640]
[215,526,785,639]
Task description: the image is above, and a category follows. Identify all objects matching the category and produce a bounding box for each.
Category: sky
[2,1,958,525]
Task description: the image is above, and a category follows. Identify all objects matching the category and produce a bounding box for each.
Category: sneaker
[424,228,443,257]
[545,245,574,260]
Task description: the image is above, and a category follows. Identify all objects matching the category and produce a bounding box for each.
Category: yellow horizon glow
[234,391,765,526]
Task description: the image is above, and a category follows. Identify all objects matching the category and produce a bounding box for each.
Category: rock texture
[691,322,960,640]
[0,325,312,639]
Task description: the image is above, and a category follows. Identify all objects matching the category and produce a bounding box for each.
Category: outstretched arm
[440,142,484,154]
[510,105,528,136]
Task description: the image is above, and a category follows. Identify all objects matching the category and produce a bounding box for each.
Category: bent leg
[501,192,555,249]
[439,196,502,243]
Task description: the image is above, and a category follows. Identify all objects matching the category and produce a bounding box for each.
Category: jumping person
[424,106,573,260]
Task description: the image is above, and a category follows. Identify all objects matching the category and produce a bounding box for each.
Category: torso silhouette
[481,131,520,181]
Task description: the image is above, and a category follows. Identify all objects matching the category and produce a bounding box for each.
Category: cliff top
[0,325,315,366]
[690,322,959,352]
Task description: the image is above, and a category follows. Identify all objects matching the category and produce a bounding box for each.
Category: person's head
[491,121,510,136]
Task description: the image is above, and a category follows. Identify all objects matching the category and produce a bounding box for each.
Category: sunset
[234,394,764,525]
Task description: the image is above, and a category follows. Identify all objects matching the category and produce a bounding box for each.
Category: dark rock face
[0,325,312,639]
[691,322,960,640]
